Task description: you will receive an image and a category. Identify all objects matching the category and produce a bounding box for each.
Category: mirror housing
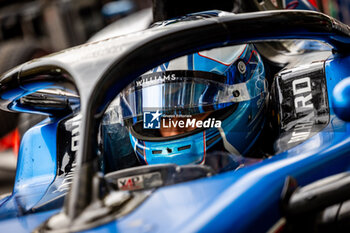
[0,65,79,116]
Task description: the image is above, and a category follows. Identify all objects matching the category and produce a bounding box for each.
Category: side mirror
[0,66,79,116]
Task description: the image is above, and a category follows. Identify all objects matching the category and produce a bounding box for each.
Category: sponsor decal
[288,77,314,144]
[273,62,329,152]
[135,70,226,88]
[117,172,162,191]
[136,73,178,88]
[55,114,81,193]
[71,117,80,152]
[118,175,144,190]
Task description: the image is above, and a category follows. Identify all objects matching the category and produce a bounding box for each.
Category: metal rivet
[237,60,247,74]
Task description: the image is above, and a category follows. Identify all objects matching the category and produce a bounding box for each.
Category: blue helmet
[102,12,268,168]
[116,43,268,165]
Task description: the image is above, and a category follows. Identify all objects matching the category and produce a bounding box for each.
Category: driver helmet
[102,11,268,168]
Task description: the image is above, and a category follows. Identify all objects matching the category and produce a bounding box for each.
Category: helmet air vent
[178,145,191,151]
[152,150,162,154]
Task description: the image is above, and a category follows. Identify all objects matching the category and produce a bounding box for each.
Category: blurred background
[0,0,152,196]
[0,0,349,197]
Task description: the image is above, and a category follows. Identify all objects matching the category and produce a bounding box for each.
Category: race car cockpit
[1,8,348,233]
[95,11,333,192]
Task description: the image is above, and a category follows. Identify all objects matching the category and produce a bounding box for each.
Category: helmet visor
[120,70,266,120]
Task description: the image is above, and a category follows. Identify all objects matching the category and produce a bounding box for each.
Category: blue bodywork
[84,54,350,233]
[1,9,350,233]
[0,50,349,233]
[0,118,60,229]
[0,118,62,215]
